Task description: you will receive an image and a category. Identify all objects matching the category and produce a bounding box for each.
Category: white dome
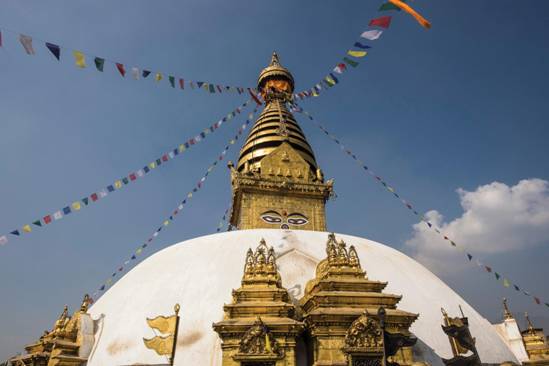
[87,229,518,365]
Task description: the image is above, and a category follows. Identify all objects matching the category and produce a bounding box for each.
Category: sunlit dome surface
[87,229,518,365]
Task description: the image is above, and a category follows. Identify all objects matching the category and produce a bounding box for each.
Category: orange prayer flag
[388,0,431,29]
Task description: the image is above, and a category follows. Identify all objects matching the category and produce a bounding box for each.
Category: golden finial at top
[270,51,280,66]
[502,298,513,320]
[525,312,535,333]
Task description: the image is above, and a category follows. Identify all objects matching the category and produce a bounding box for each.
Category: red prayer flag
[534,297,541,305]
[91,193,99,202]
[129,173,137,181]
[162,154,168,162]
[249,89,262,105]
[179,78,184,89]
[43,215,52,224]
[485,265,492,273]
[116,63,126,77]
[369,16,392,29]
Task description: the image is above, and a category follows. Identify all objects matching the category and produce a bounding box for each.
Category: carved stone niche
[233,318,285,363]
[343,313,384,366]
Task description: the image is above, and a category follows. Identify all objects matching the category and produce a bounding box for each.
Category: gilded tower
[229,53,333,231]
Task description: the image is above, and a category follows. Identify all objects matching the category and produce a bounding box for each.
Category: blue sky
[1,0,548,360]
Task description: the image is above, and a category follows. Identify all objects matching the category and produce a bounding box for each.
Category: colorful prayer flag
[33,220,42,227]
[169,76,175,88]
[369,16,392,29]
[466,253,473,261]
[387,0,431,29]
[45,42,61,60]
[503,278,510,287]
[131,67,139,80]
[361,30,383,40]
[43,215,52,224]
[155,72,162,82]
[115,180,122,189]
[347,50,368,58]
[10,230,20,236]
[353,42,371,49]
[179,78,184,89]
[142,70,151,78]
[53,211,63,220]
[0,236,7,246]
[116,63,126,77]
[19,34,35,55]
[94,57,104,71]
[72,202,81,211]
[73,51,86,68]
[23,225,32,233]
[343,57,359,68]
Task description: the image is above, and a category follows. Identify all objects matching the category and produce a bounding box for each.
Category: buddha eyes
[260,211,308,227]
[261,215,282,223]
[287,217,307,225]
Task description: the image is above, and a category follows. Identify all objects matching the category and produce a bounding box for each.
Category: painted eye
[287,215,308,226]
[261,215,282,224]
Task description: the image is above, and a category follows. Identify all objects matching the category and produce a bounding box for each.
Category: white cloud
[405,179,549,272]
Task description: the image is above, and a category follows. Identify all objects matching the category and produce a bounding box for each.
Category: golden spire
[525,312,536,334]
[237,52,317,173]
[502,298,513,320]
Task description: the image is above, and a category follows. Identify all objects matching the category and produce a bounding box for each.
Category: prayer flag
[45,42,61,60]
[53,211,63,220]
[131,67,139,80]
[361,30,383,40]
[354,42,371,49]
[369,16,392,29]
[33,220,42,227]
[19,34,35,55]
[329,73,339,84]
[116,63,126,77]
[73,51,86,68]
[0,236,7,246]
[379,2,401,11]
[100,285,105,291]
[129,173,137,181]
[503,278,510,287]
[155,72,162,82]
[43,215,52,224]
[122,177,129,184]
[388,0,431,29]
[94,57,104,71]
[107,185,115,192]
[196,81,204,88]
[91,193,98,201]
[343,57,359,68]
[466,253,473,261]
[495,272,500,280]
[514,285,520,291]
[534,297,541,305]
[137,169,144,177]
[209,84,215,93]
[179,78,184,89]
[10,230,20,236]
[169,76,175,87]
[485,265,492,273]
[23,225,32,233]
[72,202,81,211]
[347,50,367,58]
[143,70,151,78]
[115,180,122,189]
[63,206,71,215]
[190,81,195,89]
[99,189,108,198]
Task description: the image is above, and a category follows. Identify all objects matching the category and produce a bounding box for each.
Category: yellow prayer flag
[23,225,32,233]
[73,50,86,68]
[149,162,156,169]
[143,335,173,356]
[163,220,169,226]
[72,202,81,211]
[155,72,163,82]
[503,278,510,287]
[106,278,112,285]
[347,50,367,58]
[115,180,122,189]
[178,144,186,153]
[136,248,142,255]
[187,192,193,198]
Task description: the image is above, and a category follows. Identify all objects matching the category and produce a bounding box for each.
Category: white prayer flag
[361,30,383,40]
[0,236,8,246]
[137,169,144,177]
[53,211,63,220]
[99,189,108,198]
[19,34,35,55]
[131,67,140,80]
[168,151,175,159]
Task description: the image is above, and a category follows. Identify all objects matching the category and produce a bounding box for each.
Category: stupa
[7,53,549,366]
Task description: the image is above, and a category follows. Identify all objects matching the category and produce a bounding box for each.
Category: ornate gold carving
[344,312,384,353]
[236,317,283,359]
[521,312,549,362]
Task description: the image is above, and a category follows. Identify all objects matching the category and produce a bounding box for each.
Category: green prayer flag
[169,76,175,88]
[379,2,401,11]
[495,272,500,280]
[94,57,105,72]
[32,220,42,227]
[343,57,359,68]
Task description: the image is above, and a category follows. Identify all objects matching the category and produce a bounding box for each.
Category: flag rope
[216,205,232,232]
[0,99,252,247]
[290,101,549,310]
[90,107,259,300]
[294,0,430,100]
[0,26,254,95]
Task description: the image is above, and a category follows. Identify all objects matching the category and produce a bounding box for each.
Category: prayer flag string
[0,26,254,96]
[0,100,252,247]
[216,205,232,232]
[290,101,548,310]
[90,107,259,300]
[293,1,430,100]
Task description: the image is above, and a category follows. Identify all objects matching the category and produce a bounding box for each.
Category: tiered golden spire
[237,52,317,173]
